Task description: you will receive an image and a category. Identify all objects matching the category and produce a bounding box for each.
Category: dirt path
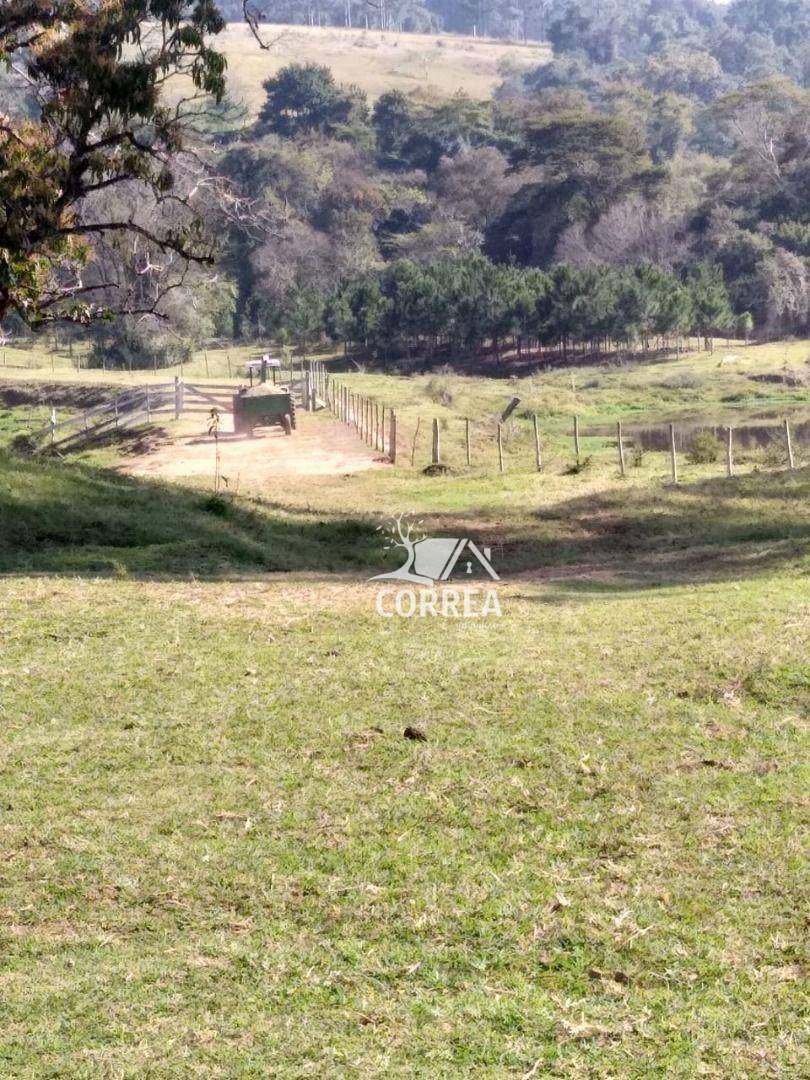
[120,411,385,485]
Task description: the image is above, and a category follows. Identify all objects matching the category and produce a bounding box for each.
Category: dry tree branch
[242,3,290,51]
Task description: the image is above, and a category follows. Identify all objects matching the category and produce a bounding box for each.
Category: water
[586,413,810,452]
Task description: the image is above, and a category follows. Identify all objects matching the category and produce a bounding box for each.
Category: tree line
[214,0,810,84]
[3,2,810,370]
[316,255,737,359]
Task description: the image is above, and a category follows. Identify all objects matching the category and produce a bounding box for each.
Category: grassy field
[336,343,810,474]
[212,23,550,109]
[0,347,808,1076]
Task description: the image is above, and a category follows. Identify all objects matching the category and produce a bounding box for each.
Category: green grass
[2,449,809,579]
[0,404,53,449]
[0,347,808,1075]
[337,344,809,473]
[0,566,807,1075]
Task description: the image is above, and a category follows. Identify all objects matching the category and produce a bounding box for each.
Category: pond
[585,411,810,452]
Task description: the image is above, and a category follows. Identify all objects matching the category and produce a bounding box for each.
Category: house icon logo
[371,512,499,586]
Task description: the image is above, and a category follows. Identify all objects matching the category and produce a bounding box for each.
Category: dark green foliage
[0,1,227,324]
[88,325,193,372]
[687,262,734,344]
[687,432,723,464]
[257,63,368,139]
[324,255,728,358]
[373,90,494,171]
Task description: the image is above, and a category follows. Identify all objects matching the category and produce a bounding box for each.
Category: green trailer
[232,383,296,436]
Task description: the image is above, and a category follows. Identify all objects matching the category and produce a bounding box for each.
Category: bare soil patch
[119,411,385,486]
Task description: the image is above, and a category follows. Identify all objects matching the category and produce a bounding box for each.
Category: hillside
[1,350,808,1072]
[220,23,550,108]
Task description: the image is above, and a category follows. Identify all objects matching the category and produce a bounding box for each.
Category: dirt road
[120,411,385,486]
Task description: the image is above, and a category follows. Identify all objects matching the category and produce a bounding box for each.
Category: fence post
[497,422,504,473]
[389,409,397,464]
[669,423,678,484]
[174,376,181,420]
[785,418,795,469]
[432,417,440,465]
[466,418,472,466]
[573,415,581,463]
[50,407,57,445]
[533,414,541,472]
[114,396,119,430]
[375,402,380,450]
[305,372,312,412]
[617,420,626,477]
[146,387,152,423]
[726,425,734,478]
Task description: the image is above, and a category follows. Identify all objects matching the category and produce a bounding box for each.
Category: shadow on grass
[0,452,380,577]
[500,468,810,586]
[398,468,810,587]
[1,451,808,583]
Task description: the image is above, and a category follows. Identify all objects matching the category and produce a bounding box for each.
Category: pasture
[215,23,550,108]
[0,343,808,1076]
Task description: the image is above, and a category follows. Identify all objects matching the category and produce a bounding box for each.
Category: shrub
[425,376,455,407]
[656,371,705,390]
[686,431,723,464]
[565,455,593,475]
[89,322,192,371]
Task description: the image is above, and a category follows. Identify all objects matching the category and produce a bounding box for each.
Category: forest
[4,1,810,367]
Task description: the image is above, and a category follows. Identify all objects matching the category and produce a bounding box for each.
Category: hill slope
[220,23,550,108]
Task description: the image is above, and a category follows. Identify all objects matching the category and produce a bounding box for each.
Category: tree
[491,108,664,266]
[257,63,368,140]
[513,110,657,213]
[737,310,754,343]
[373,89,493,172]
[0,0,229,327]
[687,261,733,350]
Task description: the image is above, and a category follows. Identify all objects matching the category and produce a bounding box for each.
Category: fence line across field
[323,365,801,478]
[378,406,801,479]
[25,361,804,479]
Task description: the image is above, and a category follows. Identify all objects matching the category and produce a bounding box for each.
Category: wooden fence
[323,371,397,463]
[403,411,802,478]
[29,366,349,452]
[30,378,234,451]
[26,365,804,480]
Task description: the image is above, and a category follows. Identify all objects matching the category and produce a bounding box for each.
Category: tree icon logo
[370,512,499,585]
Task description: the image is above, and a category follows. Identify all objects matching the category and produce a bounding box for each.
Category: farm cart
[232,383,296,436]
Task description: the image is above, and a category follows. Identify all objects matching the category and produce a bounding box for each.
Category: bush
[89,321,192,371]
[686,431,723,464]
[425,376,455,407]
[656,371,705,390]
